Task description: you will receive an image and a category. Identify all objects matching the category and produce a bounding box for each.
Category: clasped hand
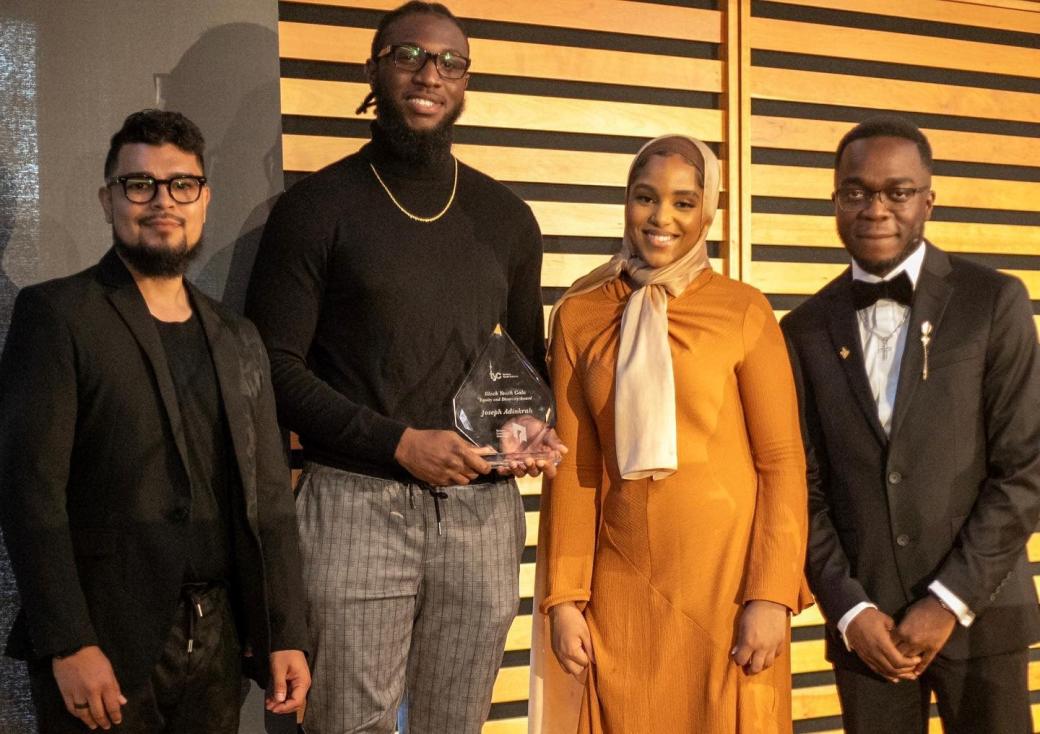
[846,597,956,682]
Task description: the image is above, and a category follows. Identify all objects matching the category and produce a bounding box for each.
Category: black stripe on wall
[543,238,722,260]
[542,236,622,255]
[504,182,624,205]
[488,700,528,720]
[792,670,834,688]
[506,182,726,207]
[753,197,1040,227]
[794,714,846,733]
[754,244,1040,273]
[279,59,722,107]
[752,149,1040,184]
[768,294,811,310]
[753,245,847,264]
[792,624,825,642]
[751,49,1040,94]
[751,0,1040,50]
[652,0,720,9]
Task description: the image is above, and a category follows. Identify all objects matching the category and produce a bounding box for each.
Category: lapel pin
[839,346,850,360]
[920,321,933,380]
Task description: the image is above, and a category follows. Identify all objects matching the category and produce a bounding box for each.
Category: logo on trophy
[453,324,557,467]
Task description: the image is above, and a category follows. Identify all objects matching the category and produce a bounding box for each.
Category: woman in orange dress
[533,135,810,733]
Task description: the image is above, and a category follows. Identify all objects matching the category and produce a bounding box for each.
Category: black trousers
[834,648,1032,734]
[29,584,243,734]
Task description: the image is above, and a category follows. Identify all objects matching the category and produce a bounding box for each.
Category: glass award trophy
[453,324,557,467]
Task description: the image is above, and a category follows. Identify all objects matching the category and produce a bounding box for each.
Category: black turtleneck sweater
[245,125,545,481]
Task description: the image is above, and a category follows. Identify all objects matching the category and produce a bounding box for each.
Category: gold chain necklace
[369,157,458,223]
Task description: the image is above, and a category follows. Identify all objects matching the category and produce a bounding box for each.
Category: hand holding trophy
[453,325,563,473]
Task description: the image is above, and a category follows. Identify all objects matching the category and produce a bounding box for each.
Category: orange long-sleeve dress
[538,271,809,733]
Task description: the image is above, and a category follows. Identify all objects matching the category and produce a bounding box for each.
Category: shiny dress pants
[29,584,242,733]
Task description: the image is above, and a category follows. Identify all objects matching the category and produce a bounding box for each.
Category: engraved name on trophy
[453,324,556,467]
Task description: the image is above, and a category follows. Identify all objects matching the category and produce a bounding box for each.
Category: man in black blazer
[782,115,1040,733]
[0,110,310,732]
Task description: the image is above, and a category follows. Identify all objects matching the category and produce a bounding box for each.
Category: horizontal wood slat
[482,718,527,734]
[504,615,532,653]
[763,0,1040,33]
[280,0,724,43]
[750,66,1040,124]
[279,21,724,91]
[752,164,1040,212]
[542,253,726,289]
[751,213,1040,257]
[281,78,726,140]
[751,116,1040,169]
[749,16,1040,78]
[750,260,1040,299]
[530,201,725,241]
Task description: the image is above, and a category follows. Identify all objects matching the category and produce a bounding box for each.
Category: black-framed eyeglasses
[105,175,207,204]
[833,186,930,212]
[375,44,471,80]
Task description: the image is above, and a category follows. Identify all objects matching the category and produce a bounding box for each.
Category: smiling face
[367,12,469,134]
[834,135,934,276]
[99,142,209,277]
[625,153,705,269]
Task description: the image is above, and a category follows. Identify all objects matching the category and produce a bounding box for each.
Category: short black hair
[104,109,206,178]
[356,1,467,115]
[835,115,933,173]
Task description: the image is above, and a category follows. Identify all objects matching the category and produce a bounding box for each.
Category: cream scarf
[547,135,721,480]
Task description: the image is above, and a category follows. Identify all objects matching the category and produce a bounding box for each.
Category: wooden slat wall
[746,0,1040,339]
[275,1,1040,731]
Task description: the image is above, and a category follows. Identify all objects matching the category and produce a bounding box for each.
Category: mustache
[138,214,185,225]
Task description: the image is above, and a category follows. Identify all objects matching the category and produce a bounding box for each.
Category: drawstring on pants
[429,487,448,536]
[414,483,449,536]
[183,588,205,654]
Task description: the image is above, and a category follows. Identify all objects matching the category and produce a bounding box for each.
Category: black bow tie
[851,271,914,310]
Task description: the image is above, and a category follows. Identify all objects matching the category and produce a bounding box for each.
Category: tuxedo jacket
[0,248,307,690]
[781,243,1040,668]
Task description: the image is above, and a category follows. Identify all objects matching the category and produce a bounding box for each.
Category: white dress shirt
[836,243,973,650]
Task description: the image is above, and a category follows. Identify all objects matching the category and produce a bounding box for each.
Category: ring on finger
[73,702,90,709]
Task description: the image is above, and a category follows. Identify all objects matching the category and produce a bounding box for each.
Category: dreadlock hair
[355,1,467,115]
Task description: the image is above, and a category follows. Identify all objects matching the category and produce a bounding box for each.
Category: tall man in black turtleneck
[246,3,558,732]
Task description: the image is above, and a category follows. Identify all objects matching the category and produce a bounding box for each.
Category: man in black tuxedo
[0,110,310,733]
[782,115,1040,733]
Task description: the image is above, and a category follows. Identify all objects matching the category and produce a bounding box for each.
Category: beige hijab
[547,134,721,480]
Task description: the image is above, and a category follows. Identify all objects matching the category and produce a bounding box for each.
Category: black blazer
[781,244,1040,669]
[0,249,307,690]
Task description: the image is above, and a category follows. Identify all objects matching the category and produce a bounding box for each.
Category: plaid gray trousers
[295,464,525,734]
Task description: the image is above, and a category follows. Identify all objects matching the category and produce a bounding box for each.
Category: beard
[374,85,464,166]
[842,222,926,277]
[113,231,201,278]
